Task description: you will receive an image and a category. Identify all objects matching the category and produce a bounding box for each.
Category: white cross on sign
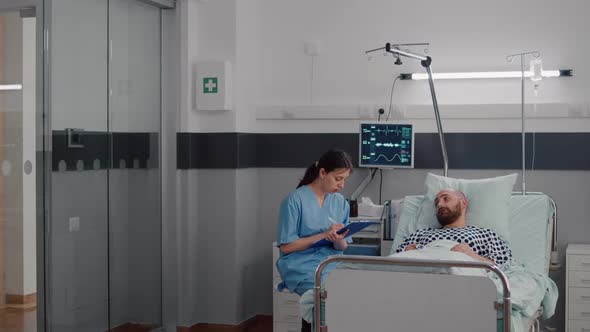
[203,77,218,94]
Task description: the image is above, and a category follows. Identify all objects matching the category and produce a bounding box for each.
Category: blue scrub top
[276,185,351,295]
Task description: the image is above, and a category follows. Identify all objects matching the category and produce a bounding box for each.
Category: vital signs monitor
[359,122,414,168]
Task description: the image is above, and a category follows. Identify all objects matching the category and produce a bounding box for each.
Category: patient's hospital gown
[396,225,512,268]
[276,185,351,296]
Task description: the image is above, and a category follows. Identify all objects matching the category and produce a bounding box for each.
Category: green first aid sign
[203,77,218,94]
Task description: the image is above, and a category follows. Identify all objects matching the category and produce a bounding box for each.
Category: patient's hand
[451,243,494,264]
[451,243,481,260]
[451,243,473,255]
[404,243,418,251]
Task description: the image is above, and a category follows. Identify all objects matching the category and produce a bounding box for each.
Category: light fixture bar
[402,70,572,80]
[0,84,23,91]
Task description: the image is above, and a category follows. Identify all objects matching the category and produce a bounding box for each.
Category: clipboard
[311,221,379,248]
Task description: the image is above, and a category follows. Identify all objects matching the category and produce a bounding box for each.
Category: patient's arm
[450,243,494,264]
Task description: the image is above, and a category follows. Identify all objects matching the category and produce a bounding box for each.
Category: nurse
[276,149,353,297]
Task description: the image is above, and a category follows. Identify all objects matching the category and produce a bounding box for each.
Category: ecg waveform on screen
[374,154,402,162]
[374,127,403,135]
[375,143,400,147]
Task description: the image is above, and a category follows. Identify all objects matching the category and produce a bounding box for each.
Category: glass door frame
[39,0,174,331]
[0,1,47,331]
[0,0,176,331]
[35,1,47,331]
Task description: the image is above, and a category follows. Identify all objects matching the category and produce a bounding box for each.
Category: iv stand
[506,51,540,195]
[365,43,449,177]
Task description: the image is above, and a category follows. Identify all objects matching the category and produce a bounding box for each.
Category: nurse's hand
[324,224,349,242]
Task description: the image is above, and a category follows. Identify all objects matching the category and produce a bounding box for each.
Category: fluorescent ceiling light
[402,70,572,80]
[0,84,23,91]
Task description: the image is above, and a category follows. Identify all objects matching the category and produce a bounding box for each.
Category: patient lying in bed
[299,189,557,332]
[396,189,512,269]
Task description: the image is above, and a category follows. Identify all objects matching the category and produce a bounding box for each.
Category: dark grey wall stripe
[52,131,157,171]
[177,132,590,170]
[256,133,358,168]
[177,132,240,169]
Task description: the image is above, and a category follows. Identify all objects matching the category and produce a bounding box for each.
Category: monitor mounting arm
[365,43,449,177]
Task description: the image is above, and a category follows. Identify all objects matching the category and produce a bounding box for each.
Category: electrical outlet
[69,217,80,232]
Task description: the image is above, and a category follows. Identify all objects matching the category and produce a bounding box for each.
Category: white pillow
[416,173,517,242]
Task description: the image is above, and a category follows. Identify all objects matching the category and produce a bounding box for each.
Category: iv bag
[530,58,543,82]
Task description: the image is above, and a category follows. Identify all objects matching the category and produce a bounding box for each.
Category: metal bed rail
[512,191,559,271]
[314,255,512,332]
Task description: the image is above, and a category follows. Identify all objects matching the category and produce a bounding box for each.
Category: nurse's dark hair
[297,149,353,188]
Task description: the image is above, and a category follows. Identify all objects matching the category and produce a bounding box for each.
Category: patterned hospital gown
[395,225,512,268]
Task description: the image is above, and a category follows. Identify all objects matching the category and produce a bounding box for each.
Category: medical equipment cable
[309,55,315,104]
[379,169,383,205]
[531,95,537,171]
[386,76,401,121]
[353,168,378,199]
[381,200,391,240]
[531,82,539,171]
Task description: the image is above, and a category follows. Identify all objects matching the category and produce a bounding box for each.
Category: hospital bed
[311,192,557,332]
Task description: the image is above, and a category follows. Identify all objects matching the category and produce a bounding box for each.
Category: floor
[0,307,36,332]
[0,309,273,332]
[243,316,272,332]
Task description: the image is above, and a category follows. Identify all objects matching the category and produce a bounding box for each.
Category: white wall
[175,170,201,326]
[234,0,261,132]
[234,168,261,318]
[180,0,590,134]
[179,0,237,133]
[176,0,263,325]
[254,0,590,133]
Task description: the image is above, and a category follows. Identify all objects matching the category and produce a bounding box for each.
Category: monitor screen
[359,122,414,168]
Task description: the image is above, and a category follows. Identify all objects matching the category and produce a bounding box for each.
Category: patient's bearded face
[436,198,462,226]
